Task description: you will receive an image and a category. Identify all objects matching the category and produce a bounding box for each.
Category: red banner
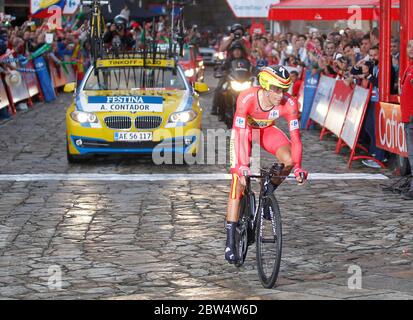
[376,102,408,157]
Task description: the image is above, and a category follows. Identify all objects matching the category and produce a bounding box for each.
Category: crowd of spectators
[211,25,402,169]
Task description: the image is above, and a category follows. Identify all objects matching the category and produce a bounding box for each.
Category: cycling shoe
[225,246,237,264]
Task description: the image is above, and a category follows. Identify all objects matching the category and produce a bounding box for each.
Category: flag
[31,0,66,19]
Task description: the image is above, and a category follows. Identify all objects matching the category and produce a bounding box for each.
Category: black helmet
[230,23,245,34]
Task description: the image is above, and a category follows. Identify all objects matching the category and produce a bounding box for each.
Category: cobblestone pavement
[0,69,412,300]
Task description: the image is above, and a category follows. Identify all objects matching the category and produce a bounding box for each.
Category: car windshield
[83,67,187,91]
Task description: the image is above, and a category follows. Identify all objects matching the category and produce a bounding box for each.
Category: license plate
[114,132,153,142]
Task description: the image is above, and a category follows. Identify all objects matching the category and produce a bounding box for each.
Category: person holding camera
[103,15,135,49]
[400,39,413,200]
[219,24,251,57]
[351,45,398,168]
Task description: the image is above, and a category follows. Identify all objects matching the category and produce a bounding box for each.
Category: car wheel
[67,142,87,164]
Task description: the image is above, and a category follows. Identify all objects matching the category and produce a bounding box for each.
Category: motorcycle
[216,59,254,128]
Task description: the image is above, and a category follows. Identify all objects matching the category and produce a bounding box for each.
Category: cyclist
[225,65,308,263]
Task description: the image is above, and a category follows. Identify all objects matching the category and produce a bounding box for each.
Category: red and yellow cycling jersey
[230,86,303,179]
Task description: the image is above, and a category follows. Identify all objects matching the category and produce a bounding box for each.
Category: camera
[364,60,374,68]
[234,33,242,40]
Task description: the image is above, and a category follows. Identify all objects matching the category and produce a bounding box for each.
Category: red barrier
[375,102,408,158]
[21,61,42,103]
[321,80,354,140]
[50,60,68,89]
[4,70,31,106]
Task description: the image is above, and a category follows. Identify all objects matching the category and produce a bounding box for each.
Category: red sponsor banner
[250,22,266,36]
[376,102,408,157]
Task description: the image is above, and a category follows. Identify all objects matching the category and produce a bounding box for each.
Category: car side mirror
[64,82,76,93]
[194,82,209,93]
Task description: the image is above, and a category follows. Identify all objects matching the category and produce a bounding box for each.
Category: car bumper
[66,117,202,156]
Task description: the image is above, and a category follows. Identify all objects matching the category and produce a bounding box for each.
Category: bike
[81,0,111,63]
[234,163,289,288]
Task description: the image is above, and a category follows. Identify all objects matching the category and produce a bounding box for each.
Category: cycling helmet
[230,23,245,34]
[258,65,292,91]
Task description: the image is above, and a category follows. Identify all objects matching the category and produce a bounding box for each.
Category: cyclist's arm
[284,96,303,169]
[230,92,253,176]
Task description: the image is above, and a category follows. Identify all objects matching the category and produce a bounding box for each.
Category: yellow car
[66,56,208,163]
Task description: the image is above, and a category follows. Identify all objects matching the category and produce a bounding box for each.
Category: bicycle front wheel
[256,194,282,288]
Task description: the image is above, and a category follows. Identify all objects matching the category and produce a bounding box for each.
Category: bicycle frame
[243,166,288,237]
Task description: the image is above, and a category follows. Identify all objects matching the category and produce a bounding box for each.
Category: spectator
[343,42,363,67]
[400,39,413,200]
[296,34,308,66]
[289,70,302,98]
[120,4,130,22]
[370,27,379,47]
[360,34,371,60]
[391,38,400,90]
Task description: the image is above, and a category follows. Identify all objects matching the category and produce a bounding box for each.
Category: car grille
[135,116,163,130]
[104,116,132,129]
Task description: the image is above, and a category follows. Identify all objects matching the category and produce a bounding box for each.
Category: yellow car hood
[77,89,195,115]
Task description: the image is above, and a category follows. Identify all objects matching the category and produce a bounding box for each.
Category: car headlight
[214,52,225,60]
[70,111,99,124]
[168,110,198,123]
[230,81,252,92]
[184,69,195,78]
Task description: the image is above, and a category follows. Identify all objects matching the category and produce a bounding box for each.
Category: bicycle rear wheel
[256,194,282,288]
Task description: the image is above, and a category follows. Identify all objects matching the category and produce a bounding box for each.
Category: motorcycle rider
[212,24,251,115]
[103,14,135,49]
[213,41,251,119]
